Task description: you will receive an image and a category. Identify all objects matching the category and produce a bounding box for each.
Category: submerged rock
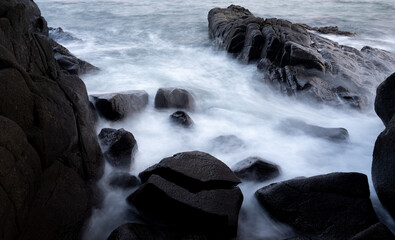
[233,157,280,182]
[49,27,81,41]
[92,90,149,121]
[108,173,141,190]
[210,135,245,153]
[107,223,166,240]
[280,118,349,141]
[155,88,195,110]
[208,5,395,108]
[98,128,137,170]
[170,111,194,127]
[127,151,243,239]
[255,172,379,240]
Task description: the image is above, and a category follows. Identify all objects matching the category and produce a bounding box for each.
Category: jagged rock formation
[208,5,395,109]
[0,0,103,239]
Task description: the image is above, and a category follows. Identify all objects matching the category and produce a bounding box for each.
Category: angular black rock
[155,88,195,110]
[108,173,140,190]
[281,118,349,141]
[233,157,280,182]
[98,128,137,170]
[128,151,243,239]
[170,111,194,127]
[255,172,379,240]
[92,90,149,121]
[375,72,395,126]
[208,5,395,109]
[107,223,165,240]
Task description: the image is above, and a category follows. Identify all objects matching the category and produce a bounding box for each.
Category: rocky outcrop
[208,5,395,108]
[0,0,103,239]
[373,72,395,221]
[255,172,379,240]
[92,90,149,121]
[127,151,243,239]
[154,88,195,110]
[232,157,280,182]
[280,118,349,141]
[98,128,137,170]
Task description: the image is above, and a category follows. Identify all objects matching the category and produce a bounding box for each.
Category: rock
[154,88,195,110]
[255,172,379,240]
[107,223,166,240]
[233,157,280,182]
[128,151,243,238]
[208,5,395,108]
[170,111,194,127]
[372,115,395,220]
[0,1,104,239]
[49,27,81,41]
[349,223,395,240]
[210,135,245,153]
[280,118,349,141]
[108,173,141,190]
[92,90,149,121]
[48,38,99,75]
[98,128,137,170]
[375,72,395,126]
[283,237,311,240]
[300,24,356,36]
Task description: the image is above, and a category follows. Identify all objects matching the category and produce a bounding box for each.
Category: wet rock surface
[155,88,195,110]
[98,128,137,170]
[108,173,141,190]
[208,5,395,108]
[349,223,395,240]
[373,72,395,221]
[127,151,243,239]
[170,111,194,127]
[281,118,349,141]
[255,172,379,240]
[107,223,166,240]
[233,157,280,182]
[92,90,149,121]
[0,1,103,239]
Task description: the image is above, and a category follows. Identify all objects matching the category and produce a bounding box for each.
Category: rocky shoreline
[1,1,395,240]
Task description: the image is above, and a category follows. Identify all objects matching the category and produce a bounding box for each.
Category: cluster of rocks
[208,5,395,109]
[0,0,103,239]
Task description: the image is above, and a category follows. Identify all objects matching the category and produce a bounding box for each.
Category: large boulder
[208,5,395,108]
[232,157,280,182]
[0,1,103,239]
[349,223,395,240]
[375,72,395,126]
[255,172,379,240]
[92,90,149,121]
[154,88,195,110]
[127,151,243,239]
[98,128,137,170]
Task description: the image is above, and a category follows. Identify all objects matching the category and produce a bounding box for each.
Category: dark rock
[49,27,81,42]
[108,173,141,190]
[349,223,395,240]
[233,157,280,182]
[300,24,356,36]
[98,128,137,170]
[154,88,195,110]
[92,90,149,121]
[375,72,395,126]
[0,1,104,239]
[255,172,378,240]
[283,237,311,240]
[210,135,245,153]
[107,223,166,240]
[128,151,243,238]
[208,5,395,108]
[372,115,395,220]
[49,38,99,75]
[170,111,194,127]
[280,118,349,141]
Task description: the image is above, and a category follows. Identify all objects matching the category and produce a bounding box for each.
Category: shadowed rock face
[0,1,103,239]
[373,72,395,221]
[255,172,379,240]
[128,151,243,239]
[208,5,395,109]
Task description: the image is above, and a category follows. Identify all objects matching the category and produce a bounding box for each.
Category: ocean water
[36,0,395,239]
